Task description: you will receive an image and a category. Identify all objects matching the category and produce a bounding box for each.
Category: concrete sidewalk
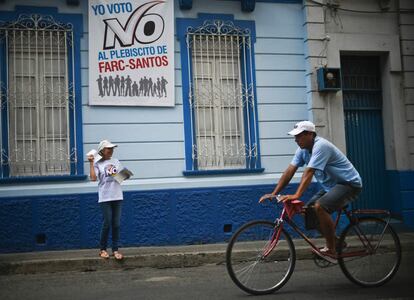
[1,231,413,275]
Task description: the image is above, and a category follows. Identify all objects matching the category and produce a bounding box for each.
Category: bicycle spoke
[236,260,259,284]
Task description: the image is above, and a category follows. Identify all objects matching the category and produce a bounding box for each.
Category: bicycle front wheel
[226,220,296,295]
[338,217,401,287]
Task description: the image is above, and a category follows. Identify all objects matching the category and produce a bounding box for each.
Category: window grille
[0,14,77,177]
[185,19,259,171]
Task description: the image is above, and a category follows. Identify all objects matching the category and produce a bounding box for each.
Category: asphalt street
[1,251,413,300]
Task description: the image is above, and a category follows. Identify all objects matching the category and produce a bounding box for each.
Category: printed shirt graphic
[88,0,174,107]
[94,158,124,202]
[291,137,362,191]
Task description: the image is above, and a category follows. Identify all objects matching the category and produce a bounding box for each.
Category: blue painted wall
[387,171,414,229]
[0,183,321,253]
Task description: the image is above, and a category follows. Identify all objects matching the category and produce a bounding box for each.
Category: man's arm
[272,164,298,195]
[259,164,298,203]
[280,167,315,202]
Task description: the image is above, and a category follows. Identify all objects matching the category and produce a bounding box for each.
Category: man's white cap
[98,139,118,152]
[288,121,316,136]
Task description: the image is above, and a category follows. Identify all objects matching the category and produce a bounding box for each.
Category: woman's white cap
[288,121,316,136]
[98,139,118,152]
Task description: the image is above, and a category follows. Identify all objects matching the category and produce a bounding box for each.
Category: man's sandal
[113,251,123,260]
[99,250,109,259]
[312,247,338,264]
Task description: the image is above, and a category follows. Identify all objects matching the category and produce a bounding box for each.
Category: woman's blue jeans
[99,200,122,252]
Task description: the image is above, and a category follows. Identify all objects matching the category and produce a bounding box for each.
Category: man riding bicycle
[260,120,362,260]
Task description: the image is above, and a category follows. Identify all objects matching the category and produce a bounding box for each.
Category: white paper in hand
[87,149,102,163]
[113,168,133,184]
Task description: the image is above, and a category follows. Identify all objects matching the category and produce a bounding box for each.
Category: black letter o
[144,21,155,36]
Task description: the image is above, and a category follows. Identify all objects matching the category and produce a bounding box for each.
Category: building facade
[0,0,413,253]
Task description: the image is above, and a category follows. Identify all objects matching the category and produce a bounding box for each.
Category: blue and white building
[0,0,413,253]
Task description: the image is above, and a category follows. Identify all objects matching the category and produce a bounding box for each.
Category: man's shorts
[308,183,362,213]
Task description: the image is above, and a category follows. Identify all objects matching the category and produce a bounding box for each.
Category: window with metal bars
[177,14,263,174]
[0,8,84,181]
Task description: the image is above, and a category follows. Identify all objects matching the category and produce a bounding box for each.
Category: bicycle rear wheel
[226,220,296,295]
[338,217,401,287]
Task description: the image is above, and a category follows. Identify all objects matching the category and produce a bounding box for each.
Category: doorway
[341,55,387,209]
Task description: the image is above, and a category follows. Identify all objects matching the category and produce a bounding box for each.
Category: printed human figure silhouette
[156,78,161,98]
[108,75,115,96]
[97,75,104,97]
[103,76,109,96]
[125,75,132,97]
[132,81,138,96]
[114,75,120,96]
[161,76,168,97]
[139,78,144,96]
[120,76,125,96]
[152,82,157,97]
[148,78,153,97]
[143,76,149,96]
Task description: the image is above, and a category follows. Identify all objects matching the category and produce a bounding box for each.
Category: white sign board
[88,0,174,106]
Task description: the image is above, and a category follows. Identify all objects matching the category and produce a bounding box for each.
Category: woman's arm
[88,155,97,181]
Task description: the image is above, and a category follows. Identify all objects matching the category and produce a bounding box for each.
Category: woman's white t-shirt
[94,158,123,203]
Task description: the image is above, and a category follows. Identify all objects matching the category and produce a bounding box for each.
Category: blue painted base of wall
[387,171,414,229]
[1,183,323,253]
[2,170,413,253]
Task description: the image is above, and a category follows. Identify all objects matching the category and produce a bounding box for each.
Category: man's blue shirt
[291,136,362,191]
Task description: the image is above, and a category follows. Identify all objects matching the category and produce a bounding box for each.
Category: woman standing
[88,139,124,260]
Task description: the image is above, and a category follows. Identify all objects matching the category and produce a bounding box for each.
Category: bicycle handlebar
[262,194,284,202]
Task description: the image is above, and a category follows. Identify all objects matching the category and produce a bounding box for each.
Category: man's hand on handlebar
[259,194,278,203]
[259,194,299,203]
[278,194,299,202]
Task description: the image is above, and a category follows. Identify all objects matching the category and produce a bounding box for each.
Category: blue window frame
[0,6,85,183]
[177,14,263,176]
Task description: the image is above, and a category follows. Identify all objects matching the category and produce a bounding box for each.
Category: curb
[1,232,413,275]
[0,250,312,276]
[0,252,226,275]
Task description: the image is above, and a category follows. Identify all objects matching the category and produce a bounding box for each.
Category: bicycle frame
[263,200,392,259]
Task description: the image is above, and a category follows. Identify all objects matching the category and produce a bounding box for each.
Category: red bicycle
[226,195,401,295]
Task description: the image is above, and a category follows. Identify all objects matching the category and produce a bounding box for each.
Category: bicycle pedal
[313,254,333,268]
[313,252,338,268]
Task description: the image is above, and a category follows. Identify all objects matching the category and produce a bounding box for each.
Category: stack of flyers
[113,168,133,184]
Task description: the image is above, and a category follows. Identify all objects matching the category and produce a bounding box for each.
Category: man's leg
[315,184,362,255]
[315,202,336,253]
